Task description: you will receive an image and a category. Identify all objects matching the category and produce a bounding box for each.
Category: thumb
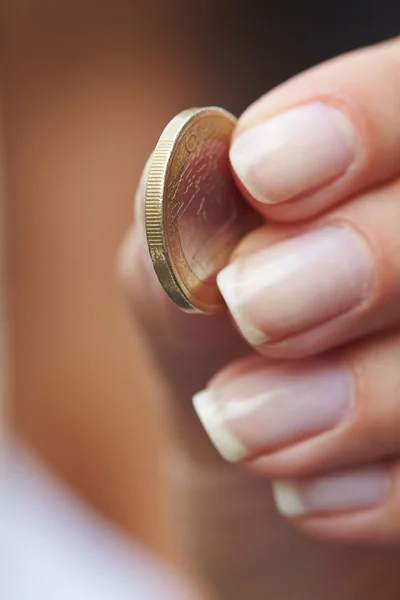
[117,157,248,444]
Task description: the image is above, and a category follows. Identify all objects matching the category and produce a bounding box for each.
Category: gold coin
[145,106,260,314]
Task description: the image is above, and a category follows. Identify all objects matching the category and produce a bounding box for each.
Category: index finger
[230,38,400,222]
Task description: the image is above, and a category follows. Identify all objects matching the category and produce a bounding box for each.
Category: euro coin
[145,106,260,314]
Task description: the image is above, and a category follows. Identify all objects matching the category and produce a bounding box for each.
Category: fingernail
[273,467,391,516]
[230,102,355,204]
[192,361,351,462]
[193,389,248,462]
[217,226,372,345]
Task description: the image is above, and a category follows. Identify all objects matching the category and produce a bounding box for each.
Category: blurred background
[2,1,400,597]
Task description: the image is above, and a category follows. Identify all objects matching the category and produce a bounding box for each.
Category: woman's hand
[118,38,400,599]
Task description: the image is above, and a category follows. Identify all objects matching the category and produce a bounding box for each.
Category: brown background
[4,0,400,572]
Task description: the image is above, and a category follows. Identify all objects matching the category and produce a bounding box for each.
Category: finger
[251,331,400,478]
[117,161,249,453]
[193,330,400,474]
[230,37,400,222]
[120,225,246,381]
[271,462,400,545]
[216,176,400,359]
[192,331,400,543]
[195,330,400,474]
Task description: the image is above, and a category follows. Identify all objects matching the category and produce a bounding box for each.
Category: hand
[118,38,400,599]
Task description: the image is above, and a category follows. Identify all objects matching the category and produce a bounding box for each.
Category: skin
[119,38,400,598]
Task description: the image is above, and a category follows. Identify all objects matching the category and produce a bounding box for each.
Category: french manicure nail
[217,226,372,345]
[273,467,391,516]
[192,361,351,462]
[230,102,355,204]
[193,389,248,462]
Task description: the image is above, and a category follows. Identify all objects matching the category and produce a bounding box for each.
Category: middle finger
[217,177,400,359]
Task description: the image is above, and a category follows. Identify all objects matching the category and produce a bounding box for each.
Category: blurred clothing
[4,442,196,600]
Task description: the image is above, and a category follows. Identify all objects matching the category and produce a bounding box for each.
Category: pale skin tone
[119,38,400,598]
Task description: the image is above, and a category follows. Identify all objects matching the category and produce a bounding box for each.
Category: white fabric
[2,442,195,600]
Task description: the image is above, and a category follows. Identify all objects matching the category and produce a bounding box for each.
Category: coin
[145,106,261,314]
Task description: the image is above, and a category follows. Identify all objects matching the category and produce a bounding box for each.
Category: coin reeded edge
[145,109,200,312]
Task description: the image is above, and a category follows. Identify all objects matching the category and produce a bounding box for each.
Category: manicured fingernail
[193,389,248,462]
[192,361,351,462]
[217,226,371,345]
[273,467,391,516]
[230,102,355,204]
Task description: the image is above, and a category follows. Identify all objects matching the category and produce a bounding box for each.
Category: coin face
[145,107,260,314]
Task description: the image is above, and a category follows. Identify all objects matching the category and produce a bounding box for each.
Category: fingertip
[272,481,307,517]
[230,102,355,208]
[192,388,248,463]
[216,263,269,347]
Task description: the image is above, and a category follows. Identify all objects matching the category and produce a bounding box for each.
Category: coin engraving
[185,134,197,152]
[174,137,239,281]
